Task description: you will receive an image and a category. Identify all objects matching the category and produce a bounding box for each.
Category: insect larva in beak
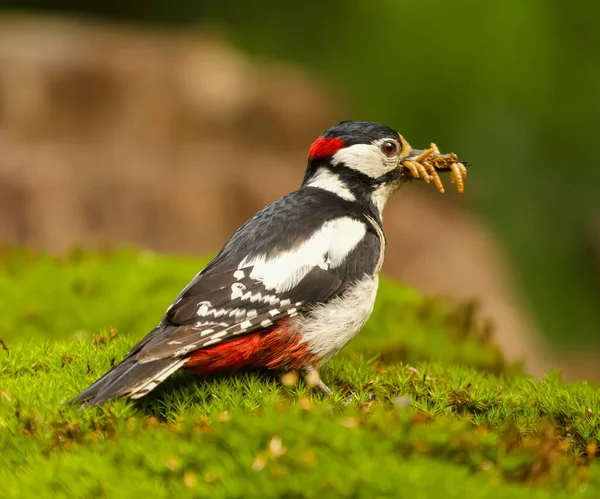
[403,161,421,179]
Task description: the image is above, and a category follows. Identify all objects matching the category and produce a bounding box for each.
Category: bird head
[302,121,463,216]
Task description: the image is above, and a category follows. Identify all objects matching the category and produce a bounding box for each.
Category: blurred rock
[0,15,596,380]
[0,15,338,252]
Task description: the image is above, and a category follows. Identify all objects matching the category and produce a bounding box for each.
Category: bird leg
[302,366,333,397]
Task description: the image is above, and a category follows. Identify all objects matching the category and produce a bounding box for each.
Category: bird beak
[403,148,427,162]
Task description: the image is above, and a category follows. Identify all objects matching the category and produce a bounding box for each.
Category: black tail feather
[67,355,184,406]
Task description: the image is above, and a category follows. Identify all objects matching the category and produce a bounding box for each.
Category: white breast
[293,275,379,362]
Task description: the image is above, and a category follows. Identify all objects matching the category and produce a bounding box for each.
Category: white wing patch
[230,282,246,299]
[239,217,367,293]
[196,301,212,316]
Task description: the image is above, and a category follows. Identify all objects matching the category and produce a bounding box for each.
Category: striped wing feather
[136,265,345,362]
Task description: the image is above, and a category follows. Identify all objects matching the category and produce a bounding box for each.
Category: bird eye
[381,140,399,156]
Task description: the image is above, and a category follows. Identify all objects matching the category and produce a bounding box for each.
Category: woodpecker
[70,121,464,405]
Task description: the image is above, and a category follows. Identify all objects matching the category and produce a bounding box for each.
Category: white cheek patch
[331,143,396,178]
[239,217,367,293]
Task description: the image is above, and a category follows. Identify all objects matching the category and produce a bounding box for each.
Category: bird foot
[302,367,333,397]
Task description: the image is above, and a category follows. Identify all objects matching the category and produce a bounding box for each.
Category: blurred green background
[2,0,599,347]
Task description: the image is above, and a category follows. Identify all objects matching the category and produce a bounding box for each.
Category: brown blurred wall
[0,15,596,379]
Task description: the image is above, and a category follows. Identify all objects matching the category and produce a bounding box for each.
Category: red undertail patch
[308,136,345,160]
[183,322,317,373]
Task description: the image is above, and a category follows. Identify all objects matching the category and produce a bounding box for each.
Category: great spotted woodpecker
[70,121,463,405]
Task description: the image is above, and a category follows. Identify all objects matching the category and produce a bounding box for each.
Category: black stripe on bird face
[372,167,404,187]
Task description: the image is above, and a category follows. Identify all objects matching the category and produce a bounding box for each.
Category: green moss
[0,248,205,342]
[1,249,599,497]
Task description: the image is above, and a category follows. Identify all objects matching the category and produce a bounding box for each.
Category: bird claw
[401,141,468,194]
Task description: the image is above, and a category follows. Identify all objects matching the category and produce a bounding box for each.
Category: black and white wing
[134,189,381,362]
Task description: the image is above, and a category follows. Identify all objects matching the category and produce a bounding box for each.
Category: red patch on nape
[308,136,345,160]
[183,322,318,374]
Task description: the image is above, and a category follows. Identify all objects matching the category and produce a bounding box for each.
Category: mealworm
[425,163,445,194]
[403,161,420,178]
[411,161,432,183]
[450,163,464,194]
[402,145,467,194]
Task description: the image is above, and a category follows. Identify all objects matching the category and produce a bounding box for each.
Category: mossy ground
[1,249,599,498]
